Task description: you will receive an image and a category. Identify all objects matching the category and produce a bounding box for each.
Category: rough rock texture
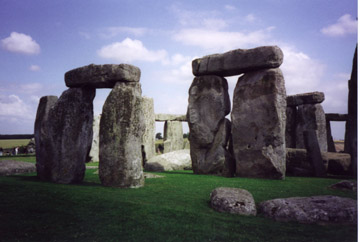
[46,88,95,183]
[325,119,336,152]
[65,64,141,88]
[344,46,357,177]
[155,113,187,121]
[163,121,184,153]
[187,75,234,177]
[89,114,101,162]
[192,46,283,77]
[330,180,357,191]
[0,160,36,176]
[295,104,327,152]
[232,68,286,179]
[99,82,145,188]
[303,130,327,177]
[324,152,351,175]
[141,96,156,164]
[144,149,191,172]
[259,195,357,225]
[287,92,325,106]
[34,95,58,181]
[210,187,257,216]
[285,106,296,148]
[326,113,348,121]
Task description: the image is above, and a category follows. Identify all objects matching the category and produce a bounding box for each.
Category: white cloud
[321,14,357,37]
[245,14,256,23]
[97,38,168,64]
[29,65,40,71]
[0,94,34,119]
[224,5,236,11]
[19,83,43,94]
[1,32,40,55]
[100,27,148,38]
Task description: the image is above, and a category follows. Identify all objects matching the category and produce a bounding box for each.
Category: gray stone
[231,68,286,179]
[330,180,357,191]
[47,88,95,183]
[187,75,234,177]
[285,106,296,148]
[286,148,314,176]
[99,82,145,188]
[141,97,156,164]
[210,187,257,216]
[295,104,327,152]
[65,64,141,88]
[144,149,191,172]
[0,160,36,176]
[303,130,327,177]
[163,121,184,153]
[326,113,348,121]
[325,119,336,152]
[259,195,357,225]
[155,113,187,122]
[344,46,357,177]
[192,46,283,77]
[89,114,101,162]
[287,92,325,106]
[324,152,351,175]
[34,95,58,181]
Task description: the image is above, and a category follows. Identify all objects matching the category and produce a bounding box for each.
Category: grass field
[0,139,30,149]
[0,159,357,241]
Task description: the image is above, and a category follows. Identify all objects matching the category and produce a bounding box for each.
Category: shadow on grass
[9,175,102,187]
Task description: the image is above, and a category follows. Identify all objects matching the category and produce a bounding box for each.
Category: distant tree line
[0,134,34,140]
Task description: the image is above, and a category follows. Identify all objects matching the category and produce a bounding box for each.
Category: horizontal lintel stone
[155,113,187,122]
[287,92,325,106]
[325,113,348,121]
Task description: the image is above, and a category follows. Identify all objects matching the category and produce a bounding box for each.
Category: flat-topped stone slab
[155,113,187,122]
[287,92,325,106]
[325,113,348,121]
[65,64,141,88]
[192,46,283,77]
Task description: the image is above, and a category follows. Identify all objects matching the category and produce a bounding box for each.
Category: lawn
[0,160,357,241]
[0,139,30,149]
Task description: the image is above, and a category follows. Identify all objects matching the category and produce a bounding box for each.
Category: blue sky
[0,0,357,139]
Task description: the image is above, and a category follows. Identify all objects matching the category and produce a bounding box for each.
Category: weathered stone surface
[192,46,283,77]
[0,160,36,176]
[141,96,156,164]
[34,95,58,181]
[89,114,101,162]
[259,195,357,225]
[330,180,357,191]
[345,46,357,177]
[286,148,314,176]
[232,68,286,179]
[65,64,141,88]
[324,152,351,175]
[155,113,187,122]
[303,130,327,177]
[287,92,325,106]
[325,119,336,152]
[187,75,234,177]
[47,88,95,183]
[99,82,145,188]
[295,104,327,152]
[163,121,184,153]
[144,149,191,172]
[210,187,257,216]
[285,106,296,148]
[326,113,348,121]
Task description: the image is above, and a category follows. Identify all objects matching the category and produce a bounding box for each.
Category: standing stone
[89,114,101,162]
[187,75,234,177]
[303,130,327,177]
[232,68,286,179]
[47,88,95,183]
[285,106,296,148]
[345,46,357,177]
[99,82,145,188]
[295,104,327,152]
[163,121,184,153]
[325,119,336,152]
[141,96,156,164]
[34,95,58,181]
[192,46,283,77]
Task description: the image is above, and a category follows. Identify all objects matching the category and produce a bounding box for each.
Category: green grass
[0,155,36,163]
[0,164,357,241]
[0,139,30,149]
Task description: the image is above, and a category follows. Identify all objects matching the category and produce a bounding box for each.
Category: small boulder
[210,187,257,216]
[144,149,191,172]
[259,195,357,225]
[330,180,357,191]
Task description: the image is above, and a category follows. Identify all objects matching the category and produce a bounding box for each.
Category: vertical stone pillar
[99,82,145,188]
[141,96,156,165]
[89,114,101,162]
[285,106,297,148]
[163,120,184,153]
[326,119,336,152]
[303,130,327,177]
[47,88,95,183]
[187,75,234,177]
[34,95,58,181]
[232,68,286,179]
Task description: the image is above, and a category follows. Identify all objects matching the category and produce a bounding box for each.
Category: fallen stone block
[144,149,191,172]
